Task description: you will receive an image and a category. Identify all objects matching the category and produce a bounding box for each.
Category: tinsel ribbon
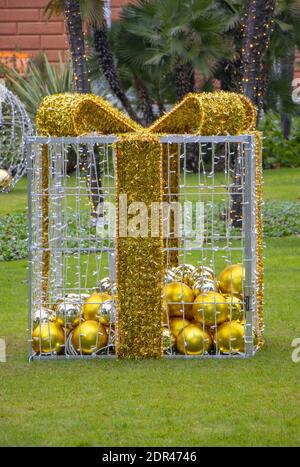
[41,144,50,305]
[162,144,179,268]
[254,131,264,349]
[115,134,163,358]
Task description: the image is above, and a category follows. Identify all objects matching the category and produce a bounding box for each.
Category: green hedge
[1,201,299,261]
[259,113,300,168]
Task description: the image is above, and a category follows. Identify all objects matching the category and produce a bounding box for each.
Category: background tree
[114,0,233,103]
[61,0,90,93]
[239,0,277,112]
[46,0,139,121]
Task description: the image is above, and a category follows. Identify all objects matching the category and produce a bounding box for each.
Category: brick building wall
[0,0,299,81]
[0,0,130,63]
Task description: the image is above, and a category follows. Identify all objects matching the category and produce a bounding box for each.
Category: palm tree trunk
[133,75,155,125]
[63,0,90,93]
[174,61,194,101]
[240,0,276,112]
[92,24,140,122]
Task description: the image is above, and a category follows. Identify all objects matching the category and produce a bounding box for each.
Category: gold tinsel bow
[36,91,263,358]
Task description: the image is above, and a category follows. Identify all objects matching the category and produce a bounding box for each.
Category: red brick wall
[0,0,299,81]
[0,0,130,63]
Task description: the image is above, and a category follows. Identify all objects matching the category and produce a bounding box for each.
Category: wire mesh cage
[27,134,262,360]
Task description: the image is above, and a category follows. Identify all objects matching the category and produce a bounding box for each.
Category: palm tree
[46,0,139,120]
[240,0,277,112]
[47,0,90,93]
[264,0,300,138]
[117,0,233,102]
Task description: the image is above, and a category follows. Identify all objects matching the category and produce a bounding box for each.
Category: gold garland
[115,133,163,358]
[36,93,142,136]
[254,131,264,349]
[41,144,50,305]
[149,91,257,135]
[162,144,180,267]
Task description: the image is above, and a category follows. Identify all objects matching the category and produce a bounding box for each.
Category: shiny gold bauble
[193,291,228,327]
[72,320,108,355]
[224,294,244,323]
[219,264,245,295]
[176,324,212,355]
[0,168,12,191]
[162,327,176,354]
[169,317,190,337]
[32,322,65,354]
[164,281,194,319]
[214,321,245,354]
[82,292,112,321]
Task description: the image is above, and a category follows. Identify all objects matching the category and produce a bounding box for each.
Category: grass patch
[0,236,299,446]
[0,167,299,446]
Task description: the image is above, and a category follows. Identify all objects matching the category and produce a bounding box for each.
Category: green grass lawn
[0,168,300,446]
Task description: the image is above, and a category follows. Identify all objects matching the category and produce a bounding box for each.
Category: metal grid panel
[27,135,257,360]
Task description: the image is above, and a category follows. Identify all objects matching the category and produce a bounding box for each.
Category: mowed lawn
[0,168,299,446]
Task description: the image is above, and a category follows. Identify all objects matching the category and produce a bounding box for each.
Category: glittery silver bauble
[53,293,88,328]
[191,266,215,283]
[98,300,116,326]
[162,327,176,354]
[164,269,177,284]
[111,283,118,296]
[174,264,196,287]
[0,169,12,190]
[193,279,216,297]
[98,277,113,294]
[32,308,55,328]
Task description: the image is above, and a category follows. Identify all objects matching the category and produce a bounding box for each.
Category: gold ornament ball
[32,322,65,354]
[219,264,245,295]
[224,294,244,323]
[193,291,228,327]
[164,281,194,319]
[214,321,245,354]
[82,292,112,321]
[162,327,176,354]
[0,168,12,191]
[169,317,190,337]
[72,320,108,355]
[176,324,212,355]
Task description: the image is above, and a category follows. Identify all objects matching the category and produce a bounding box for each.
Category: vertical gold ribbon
[162,144,179,268]
[42,144,50,306]
[115,134,163,358]
[255,131,264,348]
